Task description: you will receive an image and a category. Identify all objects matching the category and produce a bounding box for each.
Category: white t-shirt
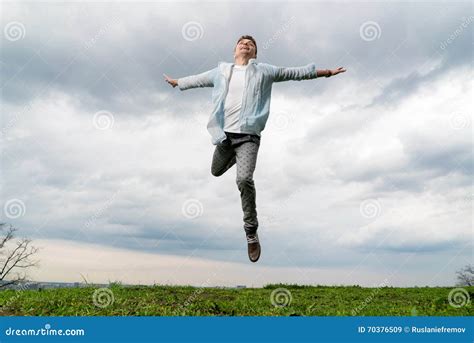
[223,64,247,133]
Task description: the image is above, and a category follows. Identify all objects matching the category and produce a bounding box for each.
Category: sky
[0,0,472,287]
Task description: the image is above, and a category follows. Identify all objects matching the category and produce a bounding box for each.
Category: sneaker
[246,232,261,263]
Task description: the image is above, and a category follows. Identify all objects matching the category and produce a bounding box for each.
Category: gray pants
[211,132,260,235]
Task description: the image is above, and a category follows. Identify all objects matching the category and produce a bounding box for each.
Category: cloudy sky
[1,1,472,287]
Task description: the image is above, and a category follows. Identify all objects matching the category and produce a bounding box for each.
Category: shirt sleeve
[268,63,318,82]
[177,67,218,90]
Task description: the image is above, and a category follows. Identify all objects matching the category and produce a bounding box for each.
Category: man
[164,35,346,263]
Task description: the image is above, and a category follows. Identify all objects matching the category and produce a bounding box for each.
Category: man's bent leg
[235,141,260,235]
[211,141,236,177]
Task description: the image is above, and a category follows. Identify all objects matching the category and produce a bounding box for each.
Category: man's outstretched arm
[269,63,346,82]
[163,67,217,91]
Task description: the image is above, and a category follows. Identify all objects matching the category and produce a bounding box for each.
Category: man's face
[234,39,257,59]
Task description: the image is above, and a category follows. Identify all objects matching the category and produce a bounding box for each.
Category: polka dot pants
[211,132,260,235]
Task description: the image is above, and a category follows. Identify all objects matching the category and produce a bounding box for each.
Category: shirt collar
[232,58,257,67]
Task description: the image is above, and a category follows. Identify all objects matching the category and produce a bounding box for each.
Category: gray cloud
[2,2,471,114]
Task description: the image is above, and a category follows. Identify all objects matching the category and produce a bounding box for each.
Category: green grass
[0,284,472,316]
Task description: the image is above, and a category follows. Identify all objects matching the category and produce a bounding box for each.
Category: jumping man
[164,35,346,263]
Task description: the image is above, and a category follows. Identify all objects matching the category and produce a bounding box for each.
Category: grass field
[0,284,472,316]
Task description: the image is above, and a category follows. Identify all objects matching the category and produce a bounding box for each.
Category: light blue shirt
[177,58,318,145]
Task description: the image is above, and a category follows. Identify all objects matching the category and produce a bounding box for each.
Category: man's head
[234,35,257,60]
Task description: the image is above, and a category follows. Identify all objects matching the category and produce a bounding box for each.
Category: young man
[164,35,346,263]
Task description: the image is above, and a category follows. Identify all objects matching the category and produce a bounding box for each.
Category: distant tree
[0,223,39,288]
[456,264,474,286]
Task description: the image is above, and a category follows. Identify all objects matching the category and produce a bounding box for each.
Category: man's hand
[329,67,346,77]
[317,67,347,78]
[163,73,178,88]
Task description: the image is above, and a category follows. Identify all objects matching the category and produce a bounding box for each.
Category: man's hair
[235,35,257,58]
